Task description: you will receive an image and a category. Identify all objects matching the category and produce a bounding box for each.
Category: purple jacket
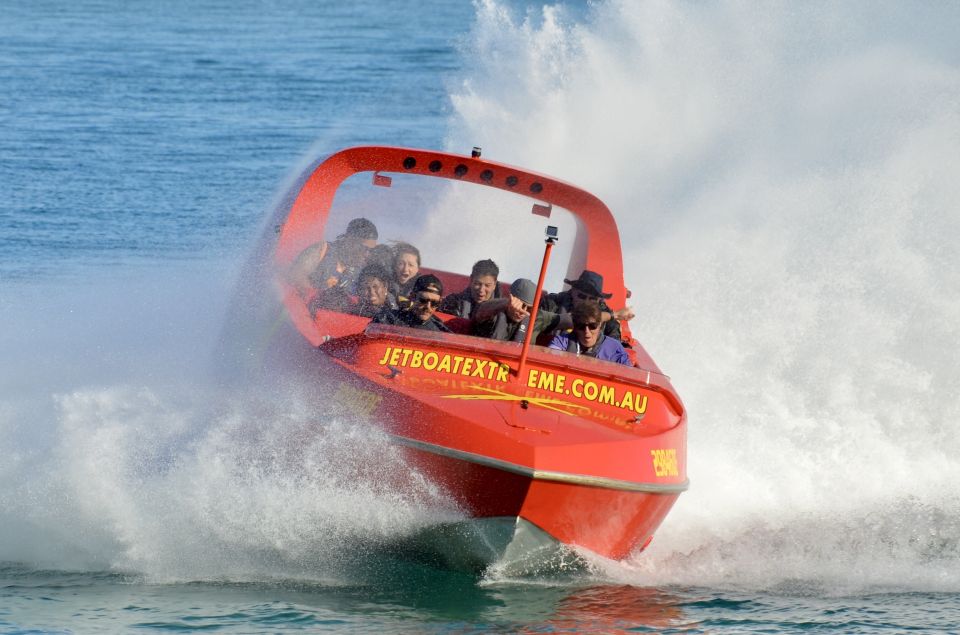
[548,332,632,366]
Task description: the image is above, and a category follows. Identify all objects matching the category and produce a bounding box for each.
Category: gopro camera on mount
[545,225,559,243]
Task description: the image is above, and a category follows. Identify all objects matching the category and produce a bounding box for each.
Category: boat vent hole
[428,160,442,172]
[480,169,493,182]
[454,164,468,178]
[402,156,416,169]
[529,182,543,194]
[505,175,518,187]
[520,399,529,410]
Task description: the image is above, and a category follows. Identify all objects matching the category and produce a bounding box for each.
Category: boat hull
[279,320,687,567]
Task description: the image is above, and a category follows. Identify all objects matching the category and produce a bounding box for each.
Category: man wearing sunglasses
[371,274,451,332]
[541,270,634,342]
[548,302,631,366]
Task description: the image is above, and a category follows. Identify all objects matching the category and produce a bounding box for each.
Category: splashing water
[3,0,960,593]
[448,0,960,591]
[0,270,461,582]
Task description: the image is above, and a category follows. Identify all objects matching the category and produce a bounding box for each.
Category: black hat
[342,217,378,240]
[412,274,443,296]
[509,278,537,305]
[564,270,612,299]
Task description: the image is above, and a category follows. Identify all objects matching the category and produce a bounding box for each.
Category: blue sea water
[3,0,960,633]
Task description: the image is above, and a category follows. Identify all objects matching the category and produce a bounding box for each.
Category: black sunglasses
[574,321,601,331]
[416,294,440,308]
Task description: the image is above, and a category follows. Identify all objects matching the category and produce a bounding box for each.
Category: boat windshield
[325,170,584,293]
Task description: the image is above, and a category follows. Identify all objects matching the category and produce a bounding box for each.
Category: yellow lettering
[527,369,539,388]
[471,359,486,377]
[635,394,648,414]
[400,348,413,367]
[452,356,464,374]
[437,354,452,373]
[554,374,565,393]
[599,385,616,405]
[651,449,679,477]
[536,371,555,392]
[410,350,424,368]
[423,352,439,370]
[571,378,584,398]
[389,347,402,366]
[583,381,599,401]
[377,347,392,365]
[496,364,509,382]
[619,391,632,410]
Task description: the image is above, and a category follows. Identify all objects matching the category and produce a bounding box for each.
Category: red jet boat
[260,145,687,571]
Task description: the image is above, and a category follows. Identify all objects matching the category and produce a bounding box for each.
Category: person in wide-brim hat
[564,270,613,300]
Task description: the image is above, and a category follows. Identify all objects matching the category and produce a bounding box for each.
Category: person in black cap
[541,270,634,341]
[371,274,451,332]
[287,217,378,311]
[472,278,567,342]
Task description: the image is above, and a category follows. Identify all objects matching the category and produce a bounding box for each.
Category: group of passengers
[287,217,635,366]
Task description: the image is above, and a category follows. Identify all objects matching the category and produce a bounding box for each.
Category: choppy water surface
[3,0,960,632]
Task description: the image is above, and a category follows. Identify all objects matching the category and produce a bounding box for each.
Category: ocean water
[2,0,960,633]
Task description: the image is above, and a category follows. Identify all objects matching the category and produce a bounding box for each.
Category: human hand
[507,295,531,320]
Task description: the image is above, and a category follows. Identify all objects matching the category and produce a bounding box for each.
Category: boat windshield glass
[327,170,582,292]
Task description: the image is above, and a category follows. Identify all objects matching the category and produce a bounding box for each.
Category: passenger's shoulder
[371,307,400,324]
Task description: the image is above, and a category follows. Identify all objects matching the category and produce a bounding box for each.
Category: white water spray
[0,267,460,581]
[450,0,960,590]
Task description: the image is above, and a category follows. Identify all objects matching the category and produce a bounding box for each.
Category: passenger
[549,302,632,366]
[438,258,501,319]
[391,242,421,307]
[368,243,396,272]
[371,274,451,332]
[287,217,378,304]
[472,278,567,343]
[350,264,398,318]
[542,270,634,341]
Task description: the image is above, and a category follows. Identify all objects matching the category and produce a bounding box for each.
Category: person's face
[574,317,602,348]
[412,289,441,322]
[505,294,531,323]
[571,288,601,309]
[359,276,387,307]
[395,252,419,284]
[344,238,376,268]
[470,274,497,303]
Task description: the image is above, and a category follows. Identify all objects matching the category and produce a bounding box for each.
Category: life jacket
[489,312,529,343]
[307,241,349,291]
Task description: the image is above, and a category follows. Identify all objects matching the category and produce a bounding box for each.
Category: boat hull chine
[399,439,683,562]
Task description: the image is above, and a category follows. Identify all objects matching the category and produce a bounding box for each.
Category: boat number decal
[651,449,679,477]
[333,383,382,416]
[378,346,510,381]
[526,369,648,415]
